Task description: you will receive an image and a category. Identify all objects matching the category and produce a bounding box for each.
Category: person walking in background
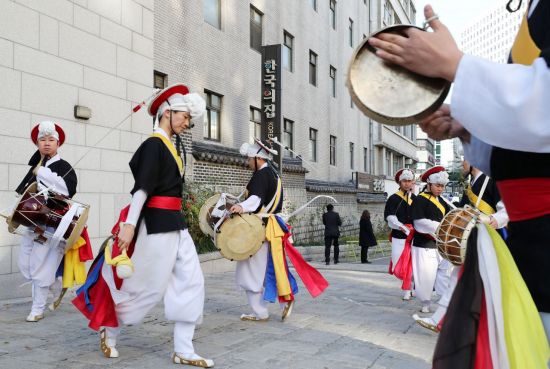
[359,210,377,264]
[323,204,342,265]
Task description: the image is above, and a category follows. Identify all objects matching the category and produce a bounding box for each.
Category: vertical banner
[261,44,282,170]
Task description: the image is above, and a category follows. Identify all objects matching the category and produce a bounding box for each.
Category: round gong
[347,24,451,126]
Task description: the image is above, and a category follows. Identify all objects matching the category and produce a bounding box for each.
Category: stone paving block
[0,264,436,369]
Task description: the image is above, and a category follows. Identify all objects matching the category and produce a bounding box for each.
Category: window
[385,151,391,175]
[309,128,318,162]
[283,119,294,157]
[329,66,336,97]
[204,0,221,29]
[349,142,355,170]
[309,50,317,86]
[329,0,336,29]
[393,154,400,173]
[348,18,354,47]
[250,6,263,52]
[153,70,167,89]
[363,147,368,172]
[309,0,317,11]
[283,31,294,72]
[330,135,337,166]
[204,90,222,141]
[249,106,261,143]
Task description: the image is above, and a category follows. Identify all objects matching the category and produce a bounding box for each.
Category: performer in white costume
[73,84,213,367]
[410,166,452,314]
[15,121,85,322]
[384,168,416,300]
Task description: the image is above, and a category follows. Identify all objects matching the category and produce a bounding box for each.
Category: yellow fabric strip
[486,225,550,368]
[62,236,87,288]
[265,215,292,300]
[511,13,541,66]
[466,185,496,215]
[260,176,283,214]
[395,190,413,205]
[151,133,184,175]
[420,192,445,217]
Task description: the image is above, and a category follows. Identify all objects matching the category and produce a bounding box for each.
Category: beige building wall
[0,0,154,299]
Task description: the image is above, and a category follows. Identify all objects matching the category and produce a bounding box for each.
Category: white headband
[157,92,206,120]
[428,171,449,185]
[399,169,414,182]
[37,121,59,141]
[239,142,277,160]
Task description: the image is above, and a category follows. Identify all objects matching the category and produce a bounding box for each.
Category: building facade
[460,1,526,63]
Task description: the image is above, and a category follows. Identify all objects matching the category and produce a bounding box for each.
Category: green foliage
[182,183,217,254]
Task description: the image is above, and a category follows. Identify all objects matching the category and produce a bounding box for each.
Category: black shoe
[325,262,330,265]
[363,260,372,264]
[334,261,339,265]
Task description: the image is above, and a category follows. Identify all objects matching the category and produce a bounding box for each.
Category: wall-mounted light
[74,105,92,120]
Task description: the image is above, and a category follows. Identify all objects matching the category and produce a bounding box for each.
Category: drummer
[410,166,453,314]
[413,160,509,332]
[15,121,91,322]
[229,140,286,321]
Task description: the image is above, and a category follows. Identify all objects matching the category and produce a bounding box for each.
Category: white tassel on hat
[37,121,59,141]
[157,92,206,121]
[428,171,449,185]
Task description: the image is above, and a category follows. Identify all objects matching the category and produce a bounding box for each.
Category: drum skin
[216,214,265,261]
[347,24,450,126]
[436,207,479,266]
[198,194,222,239]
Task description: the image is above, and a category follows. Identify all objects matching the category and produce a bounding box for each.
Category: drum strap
[151,133,184,176]
[260,176,283,215]
[467,177,496,215]
[420,192,446,217]
[395,190,413,205]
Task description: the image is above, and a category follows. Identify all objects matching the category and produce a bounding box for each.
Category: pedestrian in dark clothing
[359,210,377,264]
[322,204,342,265]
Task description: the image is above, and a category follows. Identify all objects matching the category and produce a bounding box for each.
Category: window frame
[309,50,318,86]
[250,6,263,52]
[204,90,222,142]
[330,135,337,166]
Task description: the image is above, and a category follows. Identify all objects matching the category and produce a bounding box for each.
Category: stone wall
[189,142,387,246]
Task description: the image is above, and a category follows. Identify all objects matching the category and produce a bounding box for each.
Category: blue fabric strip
[76,253,105,311]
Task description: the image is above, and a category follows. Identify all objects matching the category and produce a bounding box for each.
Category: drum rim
[7,182,39,233]
[436,206,480,266]
[216,213,265,261]
[347,24,451,126]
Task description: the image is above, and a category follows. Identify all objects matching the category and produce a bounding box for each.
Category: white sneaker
[420,305,430,313]
[402,291,412,301]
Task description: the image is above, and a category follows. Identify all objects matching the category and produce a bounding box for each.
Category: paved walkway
[0,258,438,369]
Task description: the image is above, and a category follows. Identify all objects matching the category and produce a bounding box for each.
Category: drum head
[7,182,38,233]
[347,24,451,126]
[198,194,221,239]
[216,214,265,261]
